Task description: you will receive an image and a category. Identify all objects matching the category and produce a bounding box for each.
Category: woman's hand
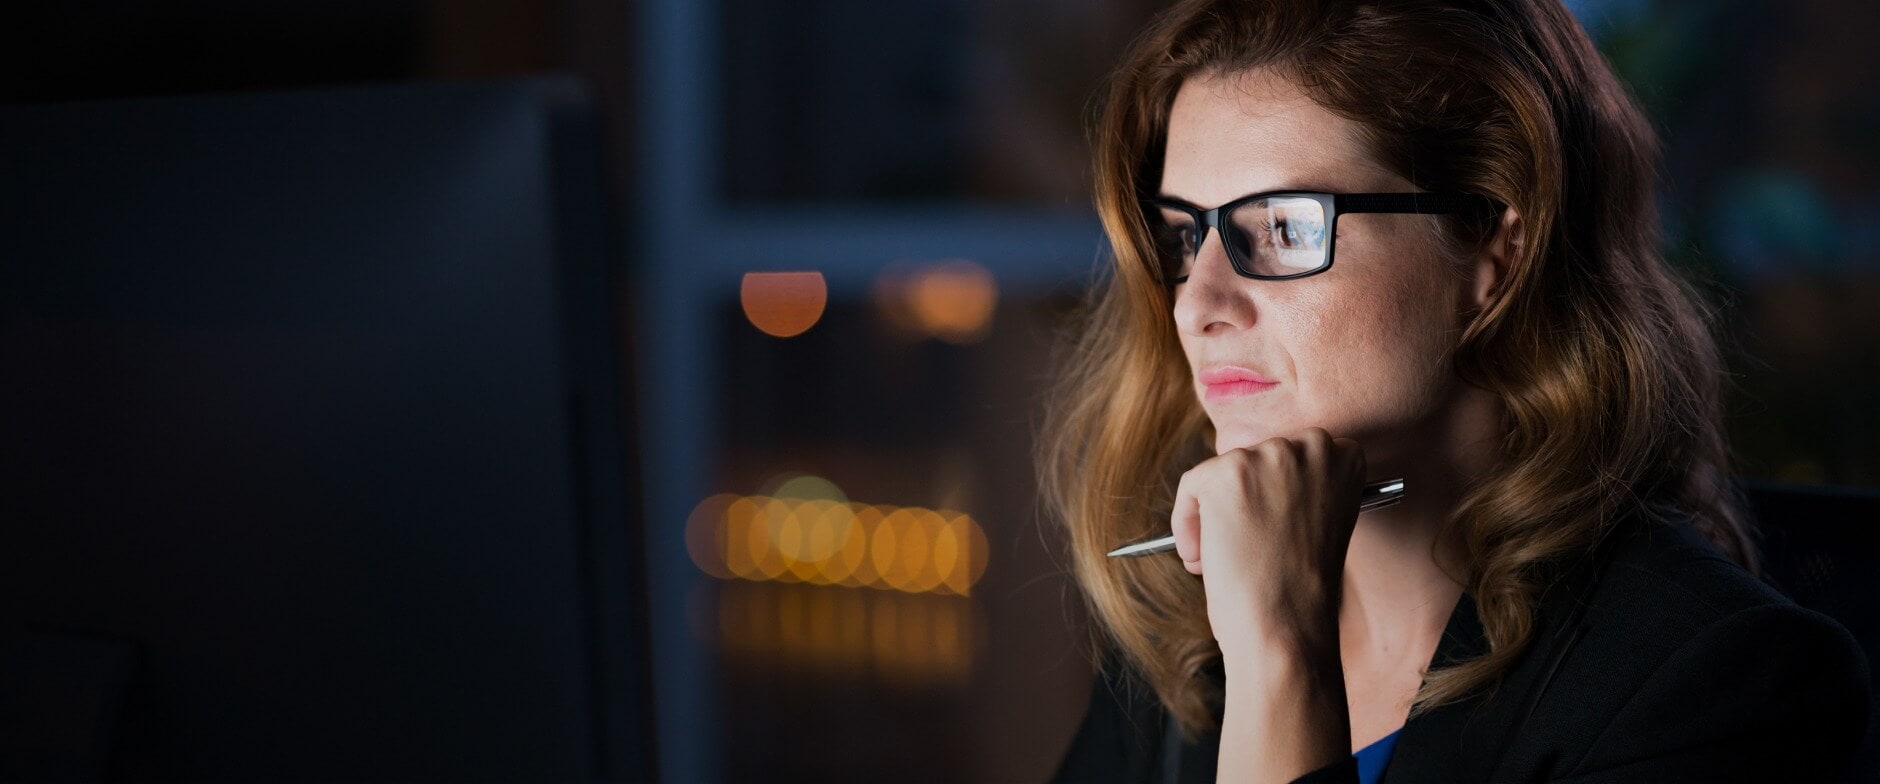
[1172,428,1364,780]
[1169,427,1365,657]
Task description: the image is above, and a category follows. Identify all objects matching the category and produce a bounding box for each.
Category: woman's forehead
[1159,69,1399,206]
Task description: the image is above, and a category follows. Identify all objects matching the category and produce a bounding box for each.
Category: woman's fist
[1169,428,1365,653]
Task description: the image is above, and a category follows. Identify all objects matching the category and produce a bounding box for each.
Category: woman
[1039,1,1871,782]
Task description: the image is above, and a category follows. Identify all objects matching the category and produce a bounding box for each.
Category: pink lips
[1198,365,1279,400]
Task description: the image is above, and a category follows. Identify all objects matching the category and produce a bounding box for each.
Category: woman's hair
[1038,0,1758,737]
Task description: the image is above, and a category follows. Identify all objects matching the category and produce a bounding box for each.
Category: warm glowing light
[822,504,864,585]
[740,271,827,338]
[807,500,851,563]
[943,511,980,596]
[932,515,961,595]
[754,497,790,580]
[909,260,997,343]
[843,505,883,588]
[875,260,998,344]
[686,494,736,579]
[777,502,810,580]
[713,581,983,686]
[769,474,847,504]
[723,497,759,579]
[873,509,910,591]
[901,509,938,593]
[692,492,989,597]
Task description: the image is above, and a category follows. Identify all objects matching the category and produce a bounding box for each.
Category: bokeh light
[872,259,998,344]
[685,493,737,579]
[723,496,759,579]
[740,271,827,338]
[692,492,988,597]
[768,473,848,504]
[715,581,981,686]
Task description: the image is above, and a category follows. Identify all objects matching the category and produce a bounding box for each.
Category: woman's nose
[1171,229,1256,336]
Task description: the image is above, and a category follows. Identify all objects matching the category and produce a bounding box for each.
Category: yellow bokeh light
[872,508,909,591]
[810,502,854,584]
[805,499,848,562]
[775,501,804,562]
[770,474,847,505]
[740,271,827,338]
[723,497,759,580]
[753,497,790,580]
[900,509,938,594]
[781,502,821,583]
[845,505,882,588]
[694,492,989,598]
[823,504,865,585]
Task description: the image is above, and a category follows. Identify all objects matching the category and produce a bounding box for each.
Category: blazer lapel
[1379,590,1492,784]
[1379,541,1609,784]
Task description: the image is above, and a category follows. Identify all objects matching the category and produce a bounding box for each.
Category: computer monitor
[0,77,654,781]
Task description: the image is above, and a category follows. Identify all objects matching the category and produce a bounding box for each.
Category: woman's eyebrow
[1149,193,1203,208]
[1150,185,1339,207]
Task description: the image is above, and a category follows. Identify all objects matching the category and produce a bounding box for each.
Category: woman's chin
[1210,420,1396,458]
[1210,424,1278,455]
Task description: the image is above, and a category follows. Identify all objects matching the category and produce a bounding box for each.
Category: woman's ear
[1471,206,1522,309]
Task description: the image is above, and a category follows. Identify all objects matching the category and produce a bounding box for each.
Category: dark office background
[4,1,1877,782]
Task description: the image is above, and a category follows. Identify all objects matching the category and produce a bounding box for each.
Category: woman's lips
[1198,365,1279,400]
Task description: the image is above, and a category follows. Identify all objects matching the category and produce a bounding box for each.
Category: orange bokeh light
[692,493,990,596]
[740,271,827,338]
[686,494,736,579]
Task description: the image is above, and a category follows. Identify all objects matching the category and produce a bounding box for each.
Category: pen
[1105,478,1406,557]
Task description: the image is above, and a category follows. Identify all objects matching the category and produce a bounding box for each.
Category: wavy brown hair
[1038,0,1759,737]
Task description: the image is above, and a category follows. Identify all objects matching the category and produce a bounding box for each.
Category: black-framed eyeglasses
[1141,191,1498,284]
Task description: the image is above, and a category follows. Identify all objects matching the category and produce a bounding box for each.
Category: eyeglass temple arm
[1336,193,1498,215]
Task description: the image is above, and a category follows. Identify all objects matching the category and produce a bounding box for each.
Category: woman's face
[1162,69,1485,461]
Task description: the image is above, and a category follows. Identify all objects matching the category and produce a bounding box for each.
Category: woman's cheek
[1308,282,1441,432]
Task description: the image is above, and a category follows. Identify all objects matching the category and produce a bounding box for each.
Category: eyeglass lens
[1152,196,1330,281]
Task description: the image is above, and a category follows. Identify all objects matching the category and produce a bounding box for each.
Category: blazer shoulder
[1592,514,1791,622]
[1508,515,1873,780]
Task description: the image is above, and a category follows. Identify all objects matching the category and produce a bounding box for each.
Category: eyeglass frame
[1141,190,1499,284]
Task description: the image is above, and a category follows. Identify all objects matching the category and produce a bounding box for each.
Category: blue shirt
[1354,727,1404,784]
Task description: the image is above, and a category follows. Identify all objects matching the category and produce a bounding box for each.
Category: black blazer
[1051,513,1873,783]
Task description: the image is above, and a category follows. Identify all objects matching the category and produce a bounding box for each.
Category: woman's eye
[1155,222,1195,253]
[1261,220,1298,249]
[1264,219,1323,249]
